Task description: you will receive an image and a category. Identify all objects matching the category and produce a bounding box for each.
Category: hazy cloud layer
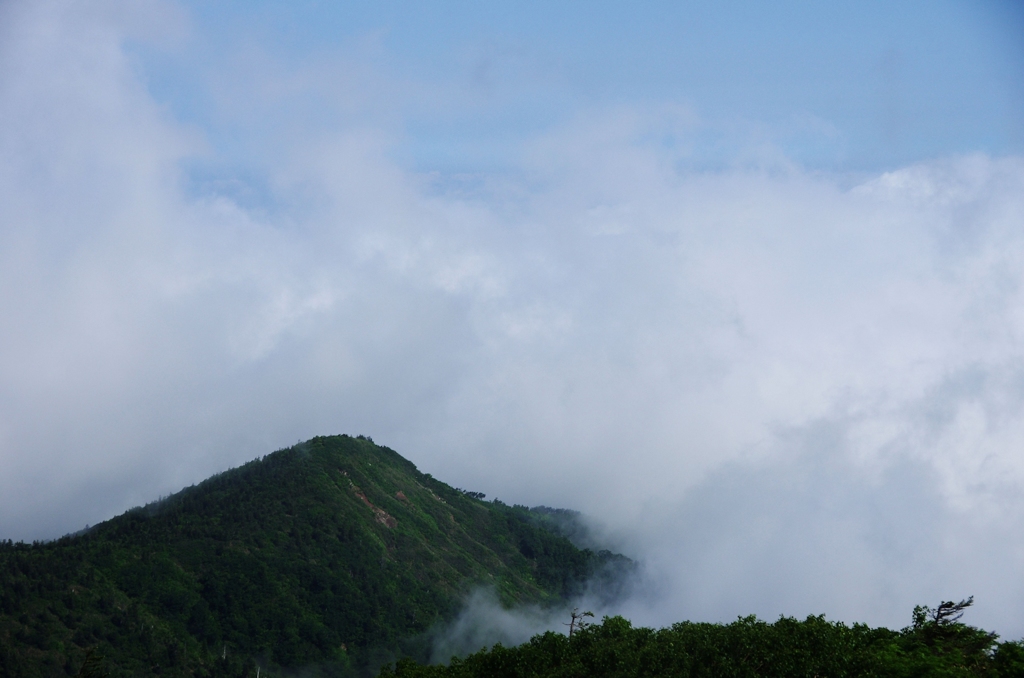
[2,1,1024,638]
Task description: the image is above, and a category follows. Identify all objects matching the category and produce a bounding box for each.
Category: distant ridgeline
[0,435,635,677]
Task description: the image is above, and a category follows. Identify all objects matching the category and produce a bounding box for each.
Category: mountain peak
[0,435,633,677]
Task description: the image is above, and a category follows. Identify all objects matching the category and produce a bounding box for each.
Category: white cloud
[1,0,1024,639]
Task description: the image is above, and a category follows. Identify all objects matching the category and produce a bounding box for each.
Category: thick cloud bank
[2,1,1023,638]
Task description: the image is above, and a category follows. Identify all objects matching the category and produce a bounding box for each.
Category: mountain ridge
[0,435,634,677]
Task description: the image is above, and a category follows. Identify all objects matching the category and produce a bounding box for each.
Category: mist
[2,0,1024,641]
[427,588,571,664]
[428,549,645,664]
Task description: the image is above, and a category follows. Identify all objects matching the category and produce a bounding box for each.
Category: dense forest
[4,435,1021,677]
[0,435,631,677]
[383,599,1024,677]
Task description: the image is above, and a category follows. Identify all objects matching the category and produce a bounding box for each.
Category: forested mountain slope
[0,435,632,677]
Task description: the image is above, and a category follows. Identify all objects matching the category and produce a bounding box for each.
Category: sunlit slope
[0,435,628,677]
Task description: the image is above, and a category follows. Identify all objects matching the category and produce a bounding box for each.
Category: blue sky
[2,0,1024,638]
[143,0,1024,174]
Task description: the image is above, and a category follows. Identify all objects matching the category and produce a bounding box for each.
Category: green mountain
[0,435,633,677]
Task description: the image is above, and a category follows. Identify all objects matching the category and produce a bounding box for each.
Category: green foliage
[73,649,108,677]
[0,436,623,677]
[382,607,1023,678]
[898,596,1000,676]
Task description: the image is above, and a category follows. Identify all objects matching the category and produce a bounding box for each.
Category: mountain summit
[0,435,633,677]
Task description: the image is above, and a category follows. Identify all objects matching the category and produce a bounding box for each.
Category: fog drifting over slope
[2,1,1023,638]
